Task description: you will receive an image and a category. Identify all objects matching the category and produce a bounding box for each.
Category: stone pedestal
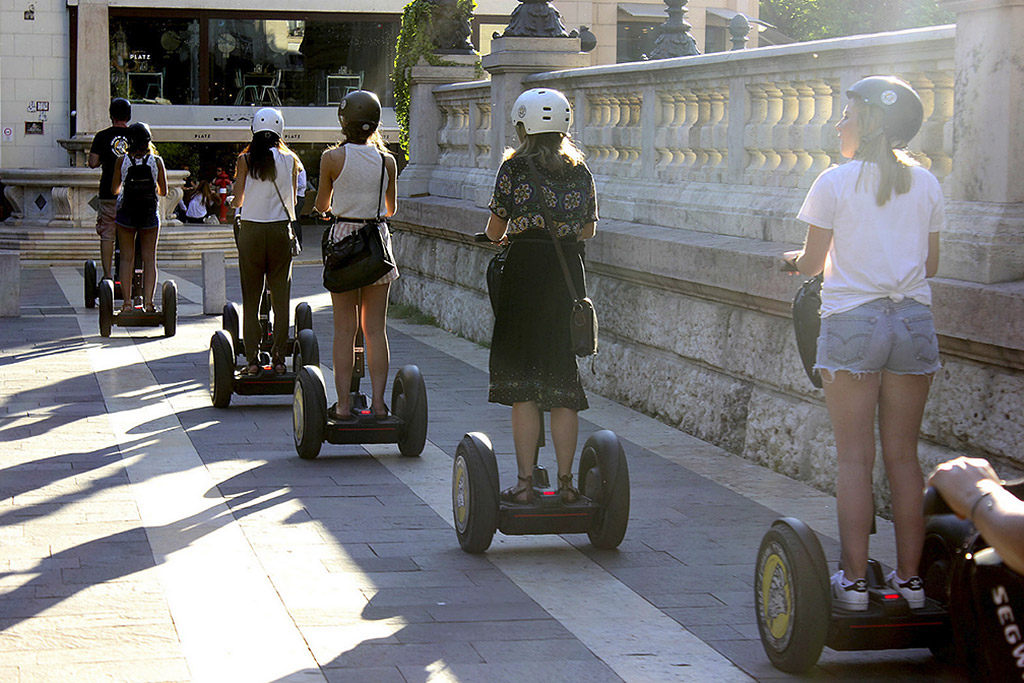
[203,251,226,315]
[398,55,480,198]
[481,37,589,169]
[0,251,19,318]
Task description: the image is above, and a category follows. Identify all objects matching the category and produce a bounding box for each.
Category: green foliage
[157,141,200,172]
[392,0,478,157]
[760,0,954,42]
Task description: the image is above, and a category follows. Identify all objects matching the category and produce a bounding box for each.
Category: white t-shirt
[797,160,944,317]
[239,148,295,223]
[186,194,208,218]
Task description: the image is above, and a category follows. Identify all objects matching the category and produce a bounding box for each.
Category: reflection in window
[110,18,200,104]
[617,22,661,63]
[208,18,399,107]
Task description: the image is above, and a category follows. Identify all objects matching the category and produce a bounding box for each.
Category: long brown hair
[331,121,389,154]
[503,126,585,173]
[853,100,917,206]
[242,131,289,182]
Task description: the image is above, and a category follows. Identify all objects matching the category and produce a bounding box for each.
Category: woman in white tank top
[314,90,399,421]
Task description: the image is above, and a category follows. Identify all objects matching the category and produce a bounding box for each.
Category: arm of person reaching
[155,157,167,197]
[926,232,940,278]
[384,154,398,218]
[230,154,248,210]
[314,148,342,216]
[484,213,508,244]
[928,456,1024,576]
[111,159,123,197]
[783,224,832,276]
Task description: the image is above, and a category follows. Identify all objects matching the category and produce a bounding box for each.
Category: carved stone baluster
[688,86,710,180]
[475,100,492,168]
[760,83,784,181]
[790,82,815,180]
[654,89,679,173]
[800,79,836,187]
[680,89,699,171]
[744,82,768,180]
[704,86,728,180]
[772,83,799,182]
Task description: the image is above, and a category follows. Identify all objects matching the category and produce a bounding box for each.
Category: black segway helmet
[339,90,382,132]
[846,76,923,149]
[127,121,152,149]
[109,97,131,122]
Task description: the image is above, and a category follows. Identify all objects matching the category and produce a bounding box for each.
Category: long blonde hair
[853,100,918,206]
[503,126,585,173]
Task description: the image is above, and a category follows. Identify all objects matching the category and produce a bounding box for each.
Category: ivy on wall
[392,0,479,157]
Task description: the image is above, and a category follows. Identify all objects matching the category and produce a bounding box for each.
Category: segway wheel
[98,278,114,337]
[223,302,242,358]
[294,328,319,370]
[754,518,830,673]
[294,302,313,333]
[162,281,177,337]
[393,365,428,457]
[921,534,956,662]
[209,330,234,408]
[84,260,97,308]
[293,366,327,460]
[578,430,630,549]
[452,433,499,553]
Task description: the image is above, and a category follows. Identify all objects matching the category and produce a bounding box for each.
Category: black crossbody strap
[526,159,580,301]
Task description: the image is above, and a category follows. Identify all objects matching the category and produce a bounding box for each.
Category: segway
[96,234,176,337]
[85,243,127,308]
[452,429,630,553]
[208,291,319,408]
[292,302,428,460]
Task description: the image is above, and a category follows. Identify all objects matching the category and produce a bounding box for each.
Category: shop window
[111,18,200,105]
[617,21,661,63]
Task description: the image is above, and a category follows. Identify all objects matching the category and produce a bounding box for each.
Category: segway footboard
[497,496,599,536]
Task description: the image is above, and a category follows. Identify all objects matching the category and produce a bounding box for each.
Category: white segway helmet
[252,107,284,138]
[511,88,572,135]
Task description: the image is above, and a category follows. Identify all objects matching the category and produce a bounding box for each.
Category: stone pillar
[76,0,112,136]
[202,251,226,315]
[398,55,480,198]
[0,251,20,317]
[481,37,589,170]
[941,0,1024,203]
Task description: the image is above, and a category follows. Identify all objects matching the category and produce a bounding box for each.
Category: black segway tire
[452,433,499,553]
[754,518,830,673]
[85,260,97,308]
[578,430,630,549]
[209,330,234,408]
[293,365,327,460]
[393,365,428,457]
[98,278,114,337]
[162,281,177,337]
[223,302,242,358]
[295,328,319,370]
[920,532,957,662]
[294,302,313,333]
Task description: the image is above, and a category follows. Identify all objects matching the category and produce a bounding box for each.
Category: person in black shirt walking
[87,98,131,280]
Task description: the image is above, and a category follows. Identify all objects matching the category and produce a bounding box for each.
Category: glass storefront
[110,13,399,108]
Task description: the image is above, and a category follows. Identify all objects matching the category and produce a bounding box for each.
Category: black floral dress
[487,155,598,411]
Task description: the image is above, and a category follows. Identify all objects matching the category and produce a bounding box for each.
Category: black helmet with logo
[127,121,152,148]
[338,90,382,132]
[109,97,132,122]
[846,76,923,149]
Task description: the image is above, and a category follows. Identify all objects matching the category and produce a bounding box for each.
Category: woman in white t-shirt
[784,76,943,612]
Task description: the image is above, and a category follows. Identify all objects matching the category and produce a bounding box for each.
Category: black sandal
[328,403,356,422]
[501,475,534,504]
[558,474,579,504]
[272,357,286,375]
[243,363,261,377]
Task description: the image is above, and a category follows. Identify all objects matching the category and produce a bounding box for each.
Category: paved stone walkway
[0,264,965,682]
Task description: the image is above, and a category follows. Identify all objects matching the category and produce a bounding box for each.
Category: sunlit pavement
[0,264,965,682]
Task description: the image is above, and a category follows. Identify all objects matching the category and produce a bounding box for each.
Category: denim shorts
[815,299,941,377]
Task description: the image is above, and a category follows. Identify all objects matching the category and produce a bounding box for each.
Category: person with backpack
[483,88,598,505]
[783,76,943,611]
[230,107,300,376]
[313,90,398,422]
[88,98,132,281]
[110,121,168,312]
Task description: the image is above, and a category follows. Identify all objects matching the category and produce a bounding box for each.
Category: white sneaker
[886,570,925,609]
[831,570,868,611]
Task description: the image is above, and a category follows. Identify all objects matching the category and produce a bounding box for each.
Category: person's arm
[314,148,342,215]
[88,153,101,169]
[231,155,247,209]
[929,457,1024,576]
[111,158,123,197]
[155,157,167,197]
[926,232,940,278]
[384,155,397,218]
[783,224,832,276]
[580,221,596,240]
[485,213,508,243]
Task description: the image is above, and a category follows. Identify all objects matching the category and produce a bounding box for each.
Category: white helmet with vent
[252,107,284,138]
[511,88,572,135]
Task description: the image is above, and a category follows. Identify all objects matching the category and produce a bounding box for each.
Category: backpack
[122,155,158,224]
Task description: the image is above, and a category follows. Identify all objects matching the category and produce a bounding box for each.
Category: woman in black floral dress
[484,88,598,505]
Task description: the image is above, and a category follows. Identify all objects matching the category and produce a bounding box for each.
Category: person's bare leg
[100,238,115,279]
[359,284,391,416]
[824,370,881,580]
[116,226,136,306]
[330,289,360,414]
[139,227,159,307]
[878,371,931,580]
[549,407,579,479]
[511,401,541,480]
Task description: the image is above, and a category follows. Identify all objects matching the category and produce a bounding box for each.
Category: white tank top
[330,144,387,219]
[240,148,294,223]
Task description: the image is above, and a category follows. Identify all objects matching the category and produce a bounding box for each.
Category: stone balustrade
[393,16,1024,503]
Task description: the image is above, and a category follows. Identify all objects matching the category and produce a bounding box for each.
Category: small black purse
[321,153,394,293]
[792,273,823,388]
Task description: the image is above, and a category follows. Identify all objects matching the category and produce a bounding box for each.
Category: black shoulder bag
[321,152,395,294]
[527,160,598,357]
[792,273,823,388]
